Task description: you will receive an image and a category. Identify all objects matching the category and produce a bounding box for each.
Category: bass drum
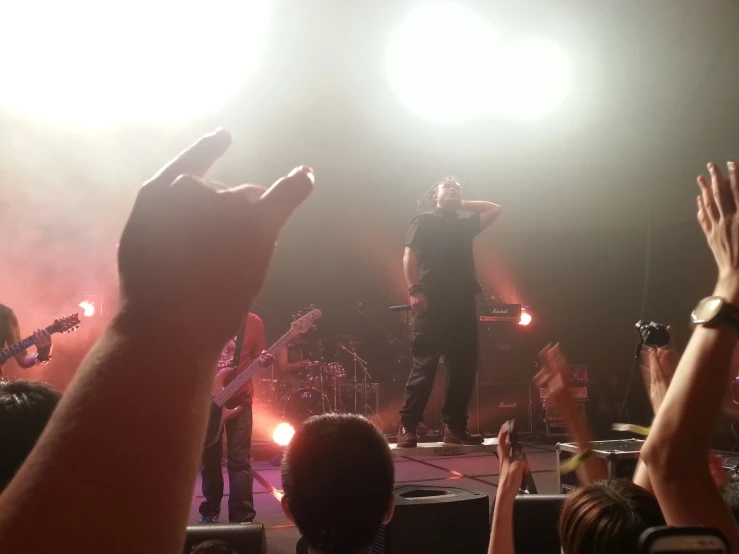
[277,387,330,426]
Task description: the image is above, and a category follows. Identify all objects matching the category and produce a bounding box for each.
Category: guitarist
[199,312,271,525]
[0,304,52,374]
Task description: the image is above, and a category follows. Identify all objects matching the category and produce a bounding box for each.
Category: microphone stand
[337,342,372,415]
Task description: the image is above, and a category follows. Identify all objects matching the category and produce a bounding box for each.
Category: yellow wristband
[611,423,650,436]
[559,449,595,474]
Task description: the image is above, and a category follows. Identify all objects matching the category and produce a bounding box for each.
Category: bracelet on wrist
[559,448,595,474]
[409,285,424,296]
[36,352,52,365]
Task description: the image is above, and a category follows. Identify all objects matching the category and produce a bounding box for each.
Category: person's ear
[382,494,396,525]
[281,496,295,523]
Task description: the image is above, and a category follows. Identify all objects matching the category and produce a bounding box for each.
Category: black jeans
[399,292,478,430]
[199,404,255,522]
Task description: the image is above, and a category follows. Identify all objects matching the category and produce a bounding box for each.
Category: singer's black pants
[399,292,478,430]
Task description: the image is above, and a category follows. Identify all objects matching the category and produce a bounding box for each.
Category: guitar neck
[0,324,55,365]
[213,328,297,407]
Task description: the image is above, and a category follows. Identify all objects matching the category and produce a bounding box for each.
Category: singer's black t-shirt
[405,209,483,296]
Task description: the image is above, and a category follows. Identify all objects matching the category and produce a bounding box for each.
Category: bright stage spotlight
[494,38,570,120]
[0,0,270,127]
[272,422,295,447]
[387,1,498,123]
[79,301,96,318]
[519,310,532,326]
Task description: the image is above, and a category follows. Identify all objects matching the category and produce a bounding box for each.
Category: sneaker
[230,517,255,524]
[443,427,484,445]
[397,423,418,448]
[198,514,219,524]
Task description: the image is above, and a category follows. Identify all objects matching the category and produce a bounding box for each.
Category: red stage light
[79,301,96,317]
[519,312,532,326]
[272,422,295,446]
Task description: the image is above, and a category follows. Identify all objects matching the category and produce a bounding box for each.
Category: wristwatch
[690,296,739,329]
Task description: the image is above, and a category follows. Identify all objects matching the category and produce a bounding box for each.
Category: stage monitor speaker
[185,523,266,554]
[371,485,489,554]
[474,381,532,436]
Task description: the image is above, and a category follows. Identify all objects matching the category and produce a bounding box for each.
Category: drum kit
[255,334,381,427]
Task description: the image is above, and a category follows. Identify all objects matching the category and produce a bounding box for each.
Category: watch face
[693,296,724,323]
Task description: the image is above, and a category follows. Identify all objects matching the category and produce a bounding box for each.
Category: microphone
[390,304,412,312]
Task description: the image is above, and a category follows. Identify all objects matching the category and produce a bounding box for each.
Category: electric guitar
[204,308,322,447]
[0,313,81,366]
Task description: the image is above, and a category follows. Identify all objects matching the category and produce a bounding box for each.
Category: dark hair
[0,379,61,491]
[559,479,665,554]
[721,481,739,522]
[281,413,394,554]
[416,175,459,212]
[190,539,237,554]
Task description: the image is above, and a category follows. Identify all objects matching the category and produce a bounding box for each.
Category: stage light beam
[519,312,532,326]
[387,1,498,123]
[273,422,295,447]
[0,0,270,127]
[494,38,571,120]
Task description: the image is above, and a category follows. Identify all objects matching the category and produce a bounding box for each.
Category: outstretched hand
[640,341,679,414]
[496,421,527,499]
[535,343,572,408]
[697,162,739,299]
[117,129,314,350]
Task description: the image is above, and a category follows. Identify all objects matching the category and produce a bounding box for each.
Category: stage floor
[188,439,562,554]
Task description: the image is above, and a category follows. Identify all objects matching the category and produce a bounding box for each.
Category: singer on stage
[398,177,501,447]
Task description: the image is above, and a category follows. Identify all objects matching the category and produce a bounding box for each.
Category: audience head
[281,413,395,554]
[559,479,665,554]
[0,379,60,491]
[721,480,739,522]
[190,539,237,554]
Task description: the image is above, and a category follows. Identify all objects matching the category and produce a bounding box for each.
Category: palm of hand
[697,162,739,276]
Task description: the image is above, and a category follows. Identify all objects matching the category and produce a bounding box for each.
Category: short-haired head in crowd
[190,539,237,554]
[559,479,665,554]
[721,481,739,523]
[0,379,60,491]
[281,413,395,554]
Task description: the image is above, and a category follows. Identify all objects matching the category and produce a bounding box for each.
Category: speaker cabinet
[372,485,489,554]
[474,381,532,436]
[477,323,537,383]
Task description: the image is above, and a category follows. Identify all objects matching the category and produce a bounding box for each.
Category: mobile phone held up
[639,527,729,554]
[508,419,523,460]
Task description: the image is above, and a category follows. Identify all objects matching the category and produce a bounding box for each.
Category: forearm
[489,489,516,554]
[559,396,608,483]
[403,248,420,288]
[461,200,499,213]
[17,352,36,369]
[283,361,306,373]
[646,325,737,466]
[0,311,222,554]
[642,321,739,548]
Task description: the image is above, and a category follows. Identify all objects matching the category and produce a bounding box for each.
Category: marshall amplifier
[474,381,532,435]
[477,303,522,323]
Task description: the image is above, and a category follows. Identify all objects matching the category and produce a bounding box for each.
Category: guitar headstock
[290,306,322,335]
[50,313,82,334]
